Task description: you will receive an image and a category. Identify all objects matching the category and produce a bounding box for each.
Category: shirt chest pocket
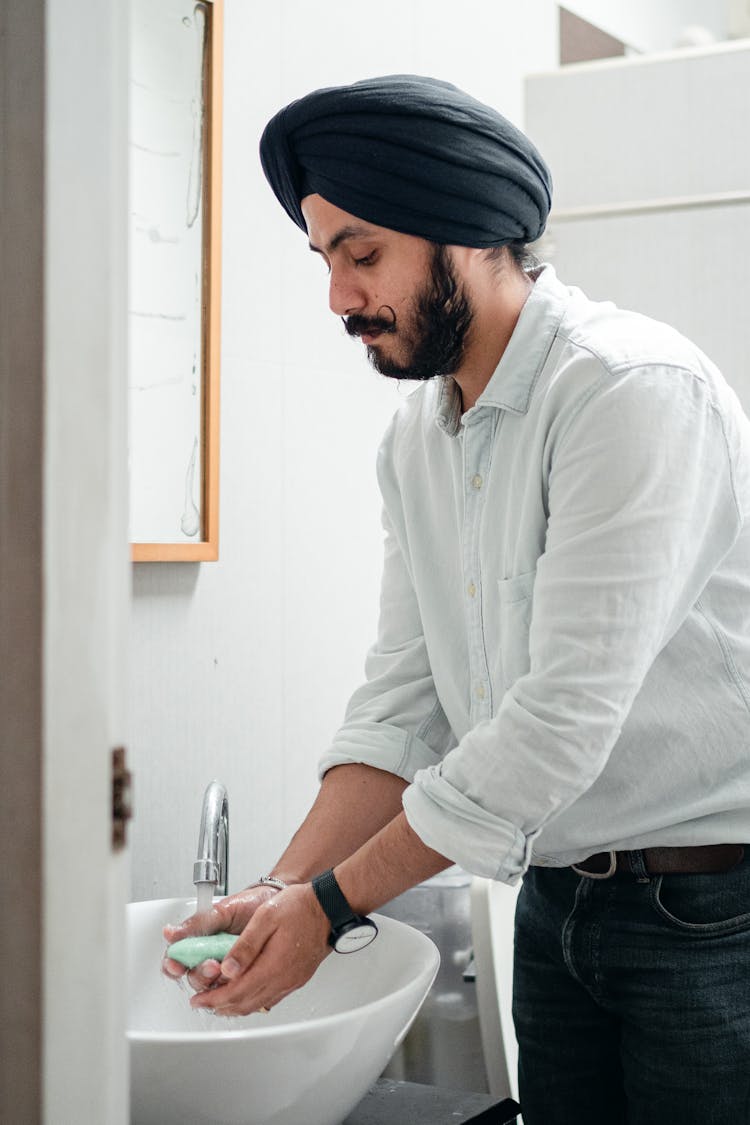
[497,569,536,689]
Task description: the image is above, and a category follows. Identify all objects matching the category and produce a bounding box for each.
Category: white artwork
[129,0,206,544]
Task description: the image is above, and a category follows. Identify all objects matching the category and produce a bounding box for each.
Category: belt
[571,843,744,880]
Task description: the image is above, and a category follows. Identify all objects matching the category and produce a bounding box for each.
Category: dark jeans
[513,852,750,1124]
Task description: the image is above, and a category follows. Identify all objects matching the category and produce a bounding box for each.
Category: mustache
[343,305,397,338]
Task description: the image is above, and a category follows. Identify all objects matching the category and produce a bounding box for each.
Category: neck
[454,268,533,411]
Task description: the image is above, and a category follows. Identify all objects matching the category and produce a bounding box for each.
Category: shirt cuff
[403,765,536,883]
[318,721,445,784]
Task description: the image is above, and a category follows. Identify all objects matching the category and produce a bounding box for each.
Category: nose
[328,266,367,317]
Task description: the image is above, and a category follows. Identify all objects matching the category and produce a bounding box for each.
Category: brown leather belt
[572,843,744,879]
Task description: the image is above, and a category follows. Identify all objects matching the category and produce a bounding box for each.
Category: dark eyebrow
[308,224,375,256]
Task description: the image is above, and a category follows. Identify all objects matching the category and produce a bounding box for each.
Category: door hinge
[112,746,133,850]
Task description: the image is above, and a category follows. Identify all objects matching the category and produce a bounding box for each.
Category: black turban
[259,74,552,248]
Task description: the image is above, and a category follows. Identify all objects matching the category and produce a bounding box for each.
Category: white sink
[127,897,440,1125]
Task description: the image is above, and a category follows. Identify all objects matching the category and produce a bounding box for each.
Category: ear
[445,244,487,281]
[446,244,478,266]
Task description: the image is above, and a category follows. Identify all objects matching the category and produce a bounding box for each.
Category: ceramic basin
[127,897,440,1125]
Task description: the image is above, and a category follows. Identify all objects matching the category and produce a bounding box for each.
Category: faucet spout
[193,779,229,896]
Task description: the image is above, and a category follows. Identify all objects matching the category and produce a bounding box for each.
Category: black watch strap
[311,868,359,928]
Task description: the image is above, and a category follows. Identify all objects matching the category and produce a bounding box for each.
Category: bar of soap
[167,933,237,968]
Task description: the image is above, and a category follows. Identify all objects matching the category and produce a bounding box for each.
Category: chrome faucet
[193,779,229,897]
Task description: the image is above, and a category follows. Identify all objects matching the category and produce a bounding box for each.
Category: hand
[186,883,331,1016]
[161,883,281,995]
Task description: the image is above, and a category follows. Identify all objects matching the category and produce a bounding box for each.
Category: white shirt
[319,265,750,883]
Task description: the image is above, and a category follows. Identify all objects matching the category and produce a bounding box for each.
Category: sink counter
[345,1079,520,1124]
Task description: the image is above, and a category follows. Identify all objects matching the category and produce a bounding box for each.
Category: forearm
[334,809,452,915]
[269,763,410,884]
[177,770,452,1018]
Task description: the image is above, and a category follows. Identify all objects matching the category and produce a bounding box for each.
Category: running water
[196,882,215,914]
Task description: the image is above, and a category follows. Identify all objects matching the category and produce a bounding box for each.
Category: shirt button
[467,581,476,597]
[471,474,483,489]
[475,683,486,701]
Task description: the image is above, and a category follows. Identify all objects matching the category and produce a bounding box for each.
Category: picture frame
[129,0,222,562]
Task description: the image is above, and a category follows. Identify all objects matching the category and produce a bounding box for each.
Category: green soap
[167,932,237,969]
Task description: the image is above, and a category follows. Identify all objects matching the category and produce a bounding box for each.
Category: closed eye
[354,252,377,267]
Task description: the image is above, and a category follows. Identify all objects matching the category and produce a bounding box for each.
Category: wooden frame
[132,0,222,562]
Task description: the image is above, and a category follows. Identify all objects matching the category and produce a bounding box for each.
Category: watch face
[332,920,378,954]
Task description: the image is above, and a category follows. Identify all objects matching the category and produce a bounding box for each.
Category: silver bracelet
[254,875,288,892]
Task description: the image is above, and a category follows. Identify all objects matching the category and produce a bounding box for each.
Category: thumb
[218,899,278,979]
[163,903,222,943]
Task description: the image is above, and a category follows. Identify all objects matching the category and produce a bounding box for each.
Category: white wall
[563,0,728,52]
[128,0,735,897]
[526,40,750,414]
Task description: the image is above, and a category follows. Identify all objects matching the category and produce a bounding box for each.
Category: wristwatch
[311,869,378,953]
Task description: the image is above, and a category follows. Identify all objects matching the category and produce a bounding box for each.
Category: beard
[343,244,475,381]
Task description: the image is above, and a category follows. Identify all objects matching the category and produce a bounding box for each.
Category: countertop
[344,1079,521,1124]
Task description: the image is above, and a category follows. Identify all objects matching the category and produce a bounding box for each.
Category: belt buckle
[571,849,618,879]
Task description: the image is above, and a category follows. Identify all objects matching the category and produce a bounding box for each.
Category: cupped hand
[161,883,282,993]
[187,882,331,1016]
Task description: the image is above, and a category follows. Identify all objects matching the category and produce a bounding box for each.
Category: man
[163,76,750,1123]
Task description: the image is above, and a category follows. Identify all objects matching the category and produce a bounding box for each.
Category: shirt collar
[434,264,570,436]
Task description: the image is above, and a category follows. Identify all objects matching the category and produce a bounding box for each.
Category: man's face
[301,194,474,381]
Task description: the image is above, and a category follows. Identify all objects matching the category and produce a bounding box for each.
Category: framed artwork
[129,0,222,561]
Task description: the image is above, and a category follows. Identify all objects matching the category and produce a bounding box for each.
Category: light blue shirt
[319,265,750,883]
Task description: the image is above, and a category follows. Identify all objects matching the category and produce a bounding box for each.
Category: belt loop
[628,849,650,882]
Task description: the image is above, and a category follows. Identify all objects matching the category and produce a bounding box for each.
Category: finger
[190,961,269,1014]
[161,955,187,980]
[163,904,222,943]
[217,898,278,980]
[189,945,310,1016]
[184,960,223,992]
[195,989,273,1015]
[191,931,326,1015]
[189,920,277,1014]
[161,955,222,986]
[163,886,278,944]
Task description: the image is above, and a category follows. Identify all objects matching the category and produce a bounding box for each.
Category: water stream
[195,881,215,914]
